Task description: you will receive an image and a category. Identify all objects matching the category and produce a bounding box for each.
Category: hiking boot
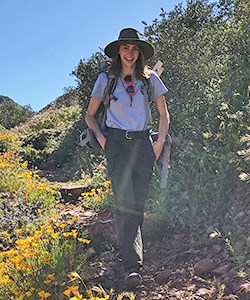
[125,269,142,290]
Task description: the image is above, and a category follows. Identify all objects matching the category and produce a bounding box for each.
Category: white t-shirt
[91,70,168,131]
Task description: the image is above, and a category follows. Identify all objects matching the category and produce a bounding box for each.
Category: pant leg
[133,138,156,225]
[105,135,155,271]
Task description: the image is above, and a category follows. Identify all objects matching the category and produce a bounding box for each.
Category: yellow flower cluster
[0,133,15,141]
[20,171,58,202]
[0,150,58,202]
[0,133,18,154]
[81,181,113,212]
[81,181,112,199]
[63,285,111,300]
[0,141,116,299]
[0,151,15,169]
[0,215,91,299]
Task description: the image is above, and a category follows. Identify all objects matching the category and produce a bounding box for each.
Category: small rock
[197,288,211,296]
[194,258,217,276]
[211,244,223,254]
[154,269,171,284]
[212,264,231,276]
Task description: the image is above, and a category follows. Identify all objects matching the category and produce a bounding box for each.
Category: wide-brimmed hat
[104,28,154,60]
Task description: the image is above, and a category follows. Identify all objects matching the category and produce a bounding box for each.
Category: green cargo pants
[104,128,155,271]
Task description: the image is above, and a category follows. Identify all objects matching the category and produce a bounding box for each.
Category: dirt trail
[59,197,250,300]
[41,164,249,300]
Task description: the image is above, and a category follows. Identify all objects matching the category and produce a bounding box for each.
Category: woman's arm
[153,94,170,160]
[85,97,106,150]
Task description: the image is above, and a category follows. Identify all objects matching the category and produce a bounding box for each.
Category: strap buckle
[125,131,132,140]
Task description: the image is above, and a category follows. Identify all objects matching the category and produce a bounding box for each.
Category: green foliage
[0,98,34,129]
[40,87,80,111]
[141,0,250,230]
[13,105,81,166]
[70,52,107,113]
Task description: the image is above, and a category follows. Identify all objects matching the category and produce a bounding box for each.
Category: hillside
[0,94,35,129]
[0,95,14,104]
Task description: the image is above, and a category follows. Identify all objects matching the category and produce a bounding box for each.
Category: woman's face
[118,44,140,69]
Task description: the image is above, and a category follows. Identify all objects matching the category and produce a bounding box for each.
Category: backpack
[79,60,154,151]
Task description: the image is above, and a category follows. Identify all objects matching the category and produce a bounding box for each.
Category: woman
[85,28,170,289]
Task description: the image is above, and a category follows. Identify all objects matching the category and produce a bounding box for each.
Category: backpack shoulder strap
[102,70,117,108]
[142,75,153,104]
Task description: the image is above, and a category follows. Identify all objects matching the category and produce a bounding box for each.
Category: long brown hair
[110,46,150,80]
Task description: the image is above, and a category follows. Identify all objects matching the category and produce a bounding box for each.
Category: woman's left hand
[152,140,165,160]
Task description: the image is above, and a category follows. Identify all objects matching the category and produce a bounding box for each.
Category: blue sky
[0,0,183,111]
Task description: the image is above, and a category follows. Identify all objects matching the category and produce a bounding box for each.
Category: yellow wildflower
[25,290,33,297]
[0,275,10,284]
[46,225,53,233]
[78,238,91,244]
[44,273,55,284]
[63,288,71,297]
[103,180,111,187]
[63,285,79,297]
[63,232,71,237]
[33,230,42,239]
[71,230,78,238]
[56,222,66,229]
[38,290,51,299]
[21,161,28,167]
[13,287,21,295]
[51,232,60,239]
[32,242,39,248]
[16,228,23,234]
[1,248,17,258]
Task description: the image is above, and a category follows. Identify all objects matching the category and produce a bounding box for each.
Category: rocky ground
[58,187,250,300]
